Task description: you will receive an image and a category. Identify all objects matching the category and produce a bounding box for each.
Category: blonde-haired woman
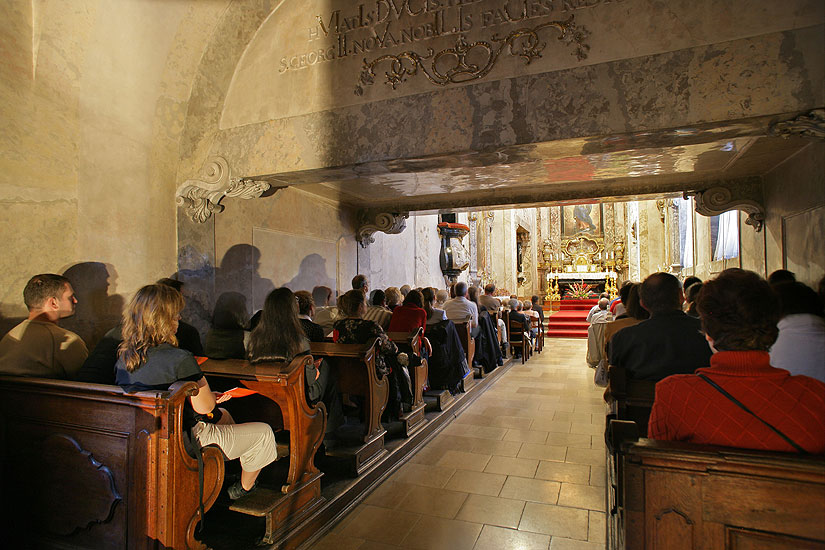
[115,284,278,499]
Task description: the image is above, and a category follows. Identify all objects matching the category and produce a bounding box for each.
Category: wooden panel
[644,469,702,550]
[704,475,825,541]
[727,527,825,550]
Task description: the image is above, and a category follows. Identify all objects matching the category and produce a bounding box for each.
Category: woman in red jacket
[389,289,431,355]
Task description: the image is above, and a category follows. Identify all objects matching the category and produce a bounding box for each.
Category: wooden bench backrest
[606,365,656,433]
[0,375,223,550]
[387,328,428,408]
[609,430,825,550]
[453,321,474,366]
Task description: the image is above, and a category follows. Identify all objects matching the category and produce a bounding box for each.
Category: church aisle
[311,339,606,550]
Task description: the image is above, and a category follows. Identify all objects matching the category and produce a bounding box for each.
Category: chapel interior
[1,1,823,549]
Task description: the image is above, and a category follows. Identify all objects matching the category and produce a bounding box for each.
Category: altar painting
[561,203,603,236]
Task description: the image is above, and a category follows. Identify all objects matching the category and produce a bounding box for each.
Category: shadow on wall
[0,309,26,340]
[61,262,124,349]
[216,244,275,315]
[284,253,336,294]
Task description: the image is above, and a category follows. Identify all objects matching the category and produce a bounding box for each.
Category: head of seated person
[640,272,683,317]
[313,285,333,307]
[772,281,824,319]
[371,289,388,308]
[352,274,368,293]
[402,289,424,309]
[247,287,308,363]
[435,289,448,306]
[697,269,779,353]
[683,276,702,292]
[467,286,479,304]
[385,287,402,309]
[624,283,650,321]
[598,298,609,311]
[400,284,411,297]
[453,282,468,298]
[767,269,796,286]
[339,289,367,318]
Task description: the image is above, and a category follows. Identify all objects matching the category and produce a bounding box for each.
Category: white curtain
[713,210,739,260]
[678,198,694,268]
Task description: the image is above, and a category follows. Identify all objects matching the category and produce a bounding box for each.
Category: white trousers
[193,415,277,472]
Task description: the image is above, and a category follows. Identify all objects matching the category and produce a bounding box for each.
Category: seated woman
[115,284,278,499]
[334,289,411,415]
[423,287,447,325]
[389,289,432,357]
[247,288,343,442]
[648,269,825,453]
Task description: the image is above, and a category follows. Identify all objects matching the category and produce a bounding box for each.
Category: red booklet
[195,356,208,365]
[223,387,258,398]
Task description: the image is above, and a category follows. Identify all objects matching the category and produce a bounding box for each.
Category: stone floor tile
[365,480,416,508]
[519,502,589,540]
[359,541,402,550]
[549,537,606,550]
[445,469,507,496]
[337,505,421,545]
[530,419,573,433]
[489,415,535,429]
[395,485,469,519]
[455,413,497,427]
[472,525,550,550]
[517,442,567,462]
[545,433,593,448]
[535,461,591,484]
[444,423,509,440]
[589,466,606,487]
[570,422,605,436]
[309,532,365,550]
[468,437,523,457]
[499,475,561,504]
[391,462,456,488]
[484,455,540,478]
[565,447,606,466]
[552,411,594,423]
[436,449,492,472]
[455,493,527,529]
[589,510,606,543]
[504,428,549,444]
[557,483,606,511]
[399,515,482,550]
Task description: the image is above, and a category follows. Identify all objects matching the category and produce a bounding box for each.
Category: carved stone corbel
[685,185,765,232]
[176,157,271,223]
[356,212,409,247]
[768,109,825,140]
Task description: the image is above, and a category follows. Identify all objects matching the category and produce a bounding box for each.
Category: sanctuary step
[545,298,597,338]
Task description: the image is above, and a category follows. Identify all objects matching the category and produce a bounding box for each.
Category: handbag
[594,358,608,387]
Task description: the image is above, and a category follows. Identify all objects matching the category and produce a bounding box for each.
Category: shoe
[227,480,258,500]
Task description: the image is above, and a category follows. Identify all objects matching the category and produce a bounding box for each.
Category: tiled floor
[310,339,606,550]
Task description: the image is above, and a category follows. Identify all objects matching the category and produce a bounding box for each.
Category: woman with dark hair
[422,287,447,325]
[247,288,343,439]
[116,284,278,499]
[604,283,648,355]
[389,289,432,356]
[684,281,703,318]
[648,269,825,453]
[334,290,411,415]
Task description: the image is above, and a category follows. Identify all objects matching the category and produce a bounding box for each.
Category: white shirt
[443,296,478,328]
[589,309,611,325]
[770,314,825,382]
[586,304,601,323]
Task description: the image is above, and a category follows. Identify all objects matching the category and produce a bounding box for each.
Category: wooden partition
[0,376,224,550]
[310,339,389,474]
[387,328,428,437]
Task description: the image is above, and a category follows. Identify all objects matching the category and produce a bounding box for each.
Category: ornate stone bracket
[356,212,409,247]
[685,186,765,232]
[176,157,272,223]
[768,109,825,140]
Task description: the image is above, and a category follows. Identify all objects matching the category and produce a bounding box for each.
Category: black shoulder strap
[697,374,808,454]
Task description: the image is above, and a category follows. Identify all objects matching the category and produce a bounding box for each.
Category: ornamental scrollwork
[356,211,409,247]
[175,157,272,223]
[768,109,825,140]
[355,15,589,95]
[685,186,765,232]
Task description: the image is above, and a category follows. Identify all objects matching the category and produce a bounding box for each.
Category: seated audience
[423,287,447,325]
[385,287,403,311]
[682,275,702,292]
[205,292,248,359]
[247,287,343,442]
[770,281,825,382]
[768,269,796,286]
[608,272,712,381]
[115,284,278,499]
[389,289,432,355]
[610,282,633,317]
[363,289,392,330]
[587,298,611,324]
[648,269,825,453]
[156,278,204,355]
[603,283,649,354]
[523,300,541,340]
[435,289,449,308]
[0,273,88,379]
[312,285,339,335]
[443,282,479,335]
[684,281,703,318]
[352,274,369,293]
[295,290,326,342]
[333,290,411,414]
[478,284,501,314]
[587,293,610,321]
[400,284,411,298]
[507,298,531,357]
[531,295,544,326]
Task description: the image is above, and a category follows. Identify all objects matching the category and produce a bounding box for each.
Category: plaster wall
[0,1,229,344]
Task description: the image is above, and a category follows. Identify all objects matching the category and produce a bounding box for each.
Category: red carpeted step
[544,299,597,338]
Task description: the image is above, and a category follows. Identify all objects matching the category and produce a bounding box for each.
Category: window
[677,198,694,268]
[711,210,739,260]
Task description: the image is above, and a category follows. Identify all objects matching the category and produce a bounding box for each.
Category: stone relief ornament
[685,186,765,232]
[176,157,271,223]
[356,211,409,247]
[355,15,589,95]
[768,109,825,140]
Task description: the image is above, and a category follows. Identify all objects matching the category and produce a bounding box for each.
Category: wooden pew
[0,376,224,550]
[387,328,429,437]
[508,318,532,364]
[453,320,477,390]
[531,315,544,353]
[200,355,327,545]
[606,421,825,550]
[605,365,656,435]
[310,339,389,475]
